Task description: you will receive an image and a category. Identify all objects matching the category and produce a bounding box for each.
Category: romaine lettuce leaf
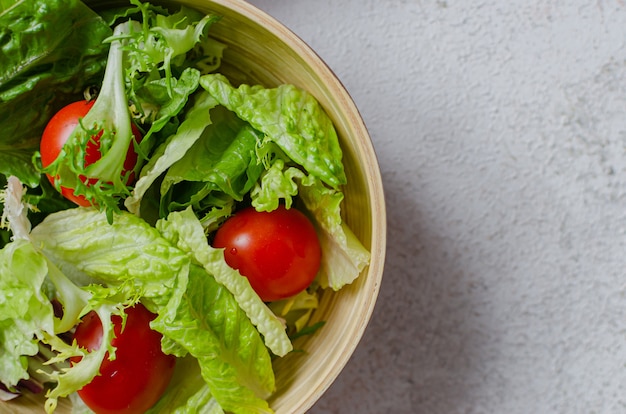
[156,207,292,357]
[153,265,275,414]
[250,158,300,212]
[30,208,190,308]
[160,105,265,215]
[199,74,347,189]
[126,91,219,218]
[295,172,370,290]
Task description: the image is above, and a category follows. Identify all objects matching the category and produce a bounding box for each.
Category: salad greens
[198,74,347,189]
[41,20,140,218]
[0,0,111,188]
[0,0,371,413]
[27,206,279,413]
[40,1,221,219]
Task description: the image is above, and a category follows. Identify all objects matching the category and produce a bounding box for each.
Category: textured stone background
[248,1,626,413]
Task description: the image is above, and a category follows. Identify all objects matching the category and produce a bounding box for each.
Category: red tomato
[40,100,142,206]
[71,304,176,414]
[213,205,321,302]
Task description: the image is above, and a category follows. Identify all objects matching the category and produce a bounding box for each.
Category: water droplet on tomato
[230,247,238,255]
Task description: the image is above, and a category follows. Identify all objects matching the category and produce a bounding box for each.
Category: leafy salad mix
[0,0,370,413]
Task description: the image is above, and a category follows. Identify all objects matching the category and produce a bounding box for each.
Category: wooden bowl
[5,1,386,413]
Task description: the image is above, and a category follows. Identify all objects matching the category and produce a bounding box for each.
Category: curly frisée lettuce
[0,0,111,188]
[41,21,139,218]
[0,0,371,412]
[40,2,222,219]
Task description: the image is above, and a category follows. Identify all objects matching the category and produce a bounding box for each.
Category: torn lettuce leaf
[25,206,281,413]
[126,91,219,218]
[295,172,370,290]
[30,209,190,309]
[0,240,53,388]
[156,207,292,357]
[160,105,265,216]
[153,265,275,414]
[199,74,346,189]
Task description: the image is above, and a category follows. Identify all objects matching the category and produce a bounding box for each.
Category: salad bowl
[4,0,386,413]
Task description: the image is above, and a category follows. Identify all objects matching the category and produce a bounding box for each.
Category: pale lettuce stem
[83,21,137,184]
[45,259,91,334]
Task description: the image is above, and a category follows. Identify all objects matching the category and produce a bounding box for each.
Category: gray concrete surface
[247,1,626,413]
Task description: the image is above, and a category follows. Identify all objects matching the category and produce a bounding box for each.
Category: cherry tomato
[213,205,321,302]
[71,304,176,414]
[40,100,142,206]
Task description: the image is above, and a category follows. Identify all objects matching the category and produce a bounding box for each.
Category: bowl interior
[5,1,386,413]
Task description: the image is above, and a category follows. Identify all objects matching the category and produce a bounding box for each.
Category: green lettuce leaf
[156,207,292,357]
[160,105,265,216]
[0,240,53,388]
[0,152,40,188]
[0,0,18,12]
[153,264,275,414]
[146,356,224,414]
[30,208,189,308]
[199,74,347,189]
[126,91,219,218]
[250,157,300,212]
[133,67,203,146]
[296,173,370,290]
